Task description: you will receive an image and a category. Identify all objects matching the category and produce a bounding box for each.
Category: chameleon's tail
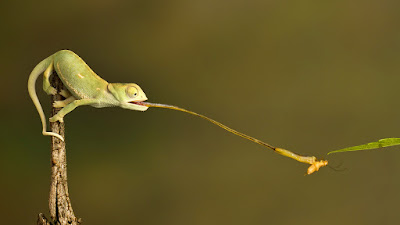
[28,55,64,141]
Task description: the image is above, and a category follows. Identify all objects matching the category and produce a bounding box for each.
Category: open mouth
[128,100,151,111]
[129,100,148,106]
[129,101,166,108]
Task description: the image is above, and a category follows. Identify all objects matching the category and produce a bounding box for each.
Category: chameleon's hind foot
[43,62,56,95]
[44,86,57,95]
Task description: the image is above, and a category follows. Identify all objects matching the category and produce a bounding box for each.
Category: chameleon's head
[108,83,148,111]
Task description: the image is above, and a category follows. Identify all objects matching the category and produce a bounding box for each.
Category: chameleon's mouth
[129,101,161,108]
[129,100,149,111]
[129,101,172,110]
[129,100,147,106]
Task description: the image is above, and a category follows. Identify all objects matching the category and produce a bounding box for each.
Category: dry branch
[37,73,81,225]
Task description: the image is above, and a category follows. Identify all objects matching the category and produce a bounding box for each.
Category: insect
[28,50,327,174]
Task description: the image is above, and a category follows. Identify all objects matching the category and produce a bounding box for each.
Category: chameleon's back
[53,50,109,99]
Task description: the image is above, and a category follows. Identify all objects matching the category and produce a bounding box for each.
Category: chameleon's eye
[126,86,139,99]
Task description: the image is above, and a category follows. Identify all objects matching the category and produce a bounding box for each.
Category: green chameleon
[28,50,327,174]
[28,50,148,141]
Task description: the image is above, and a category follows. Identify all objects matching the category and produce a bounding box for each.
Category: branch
[37,73,81,225]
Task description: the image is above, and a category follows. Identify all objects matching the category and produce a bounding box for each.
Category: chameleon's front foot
[49,114,64,123]
[53,101,65,108]
[53,96,76,108]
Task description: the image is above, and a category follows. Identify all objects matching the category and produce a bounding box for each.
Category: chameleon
[28,50,327,174]
[28,50,148,141]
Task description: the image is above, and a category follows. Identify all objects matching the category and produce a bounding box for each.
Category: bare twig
[37,73,81,225]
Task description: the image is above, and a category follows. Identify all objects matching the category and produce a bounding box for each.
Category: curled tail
[28,55,64,141]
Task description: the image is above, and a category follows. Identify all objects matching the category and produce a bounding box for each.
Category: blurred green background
[1,0,400,224]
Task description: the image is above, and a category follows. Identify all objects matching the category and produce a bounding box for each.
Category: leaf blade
[328,138,400,155]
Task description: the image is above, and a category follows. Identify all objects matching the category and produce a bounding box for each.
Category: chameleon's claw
[49,115,64,123]
[53,96,76,108]
[53,100,66,108]
[45,86,57,95]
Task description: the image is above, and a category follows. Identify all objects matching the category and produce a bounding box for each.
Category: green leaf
[328,138,400,155]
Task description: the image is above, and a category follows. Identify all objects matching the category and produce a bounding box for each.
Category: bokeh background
[1,0,400,224]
